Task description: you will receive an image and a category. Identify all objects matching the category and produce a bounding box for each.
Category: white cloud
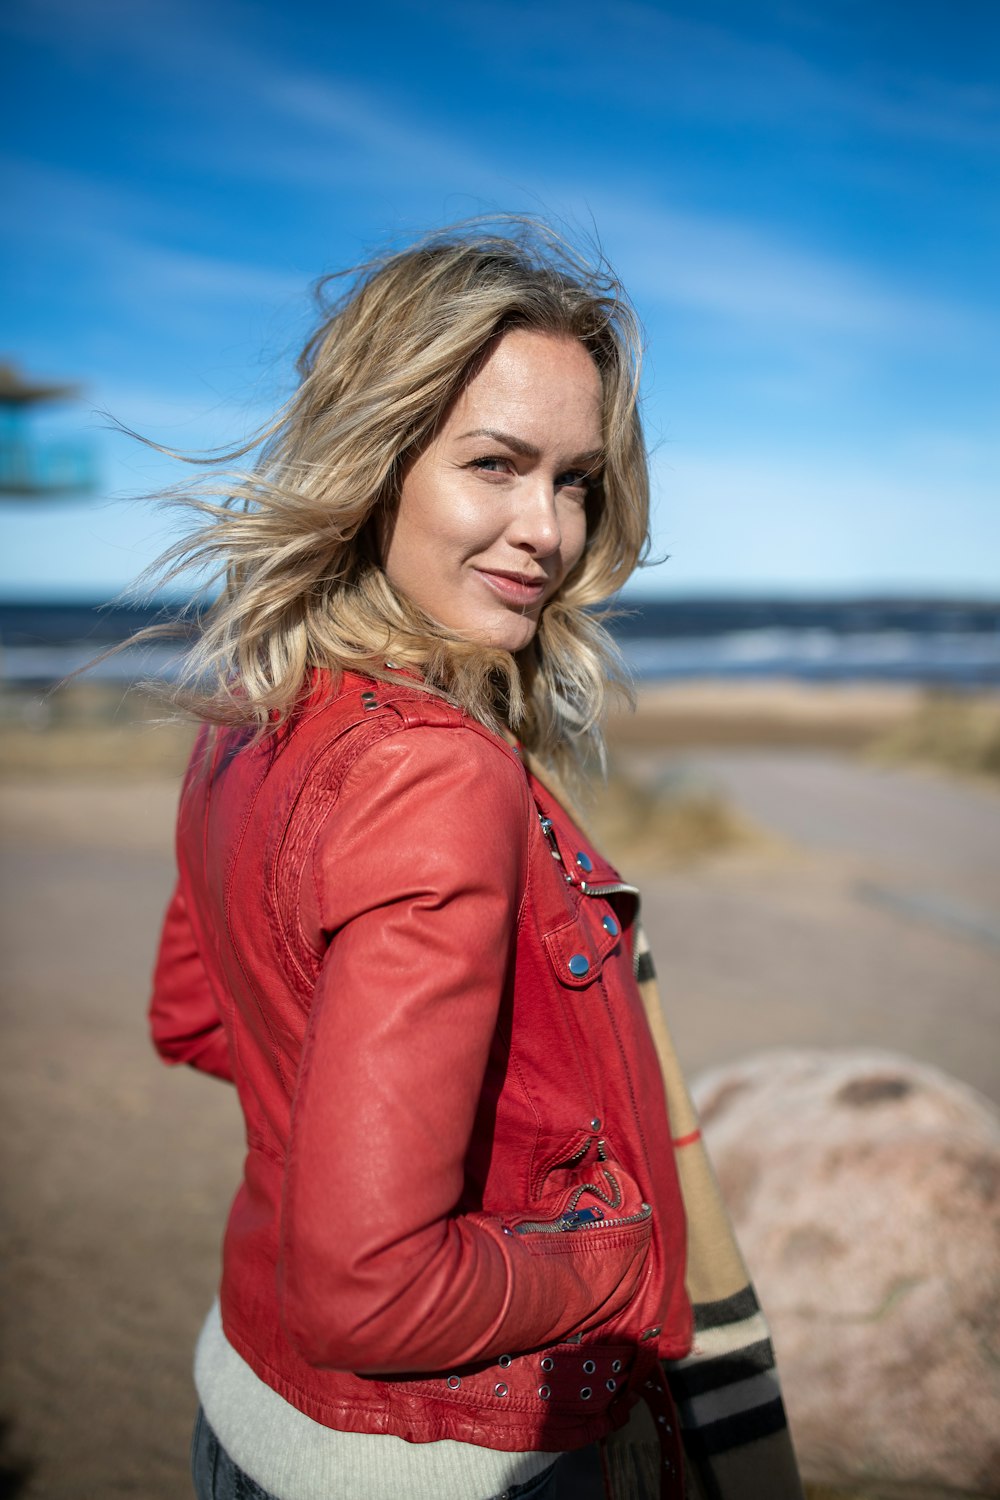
[862,74,1000,152]
[517,1,1000,153]
[7,0,985,364]
[116,239,304,306]
[598,198,981,349]
[255,70,492,187]
[2,153,305,300]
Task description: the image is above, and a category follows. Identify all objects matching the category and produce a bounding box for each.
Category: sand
[1,682,998,1498]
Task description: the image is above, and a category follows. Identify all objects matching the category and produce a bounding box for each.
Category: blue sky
[1,0,997,599]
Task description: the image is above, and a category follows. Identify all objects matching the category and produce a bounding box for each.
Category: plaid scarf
[524,755,804,1500]
[633,923,804,1500]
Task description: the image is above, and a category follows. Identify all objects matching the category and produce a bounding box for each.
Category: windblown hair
[141,218,651,775]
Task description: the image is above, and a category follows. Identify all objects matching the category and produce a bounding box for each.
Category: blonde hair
[142,219,651,774]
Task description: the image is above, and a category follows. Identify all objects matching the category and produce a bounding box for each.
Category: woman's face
[382,329,603,653]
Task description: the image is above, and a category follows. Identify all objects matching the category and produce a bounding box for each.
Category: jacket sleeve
[149,880,234,1084]
[279,726,651,1374]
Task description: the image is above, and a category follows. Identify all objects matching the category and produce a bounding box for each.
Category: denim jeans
[190,1406,607,1499]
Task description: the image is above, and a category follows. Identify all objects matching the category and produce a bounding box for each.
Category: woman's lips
[474,569,549,606]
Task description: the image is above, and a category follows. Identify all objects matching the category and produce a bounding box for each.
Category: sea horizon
[1,594,999,689]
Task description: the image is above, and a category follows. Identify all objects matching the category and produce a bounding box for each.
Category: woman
[149,223,803,1500]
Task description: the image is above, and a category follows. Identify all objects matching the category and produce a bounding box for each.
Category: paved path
[681,748,1000,928]
[629,749,1000,1102]
[0,781,243,1500]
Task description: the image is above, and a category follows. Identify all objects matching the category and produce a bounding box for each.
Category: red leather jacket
[151,672,691,1452]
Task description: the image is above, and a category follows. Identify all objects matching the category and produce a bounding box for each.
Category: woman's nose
[508,482,562,556]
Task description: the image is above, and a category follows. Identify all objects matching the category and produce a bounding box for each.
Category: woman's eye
[468,458,595,492]
[470,456,510,474]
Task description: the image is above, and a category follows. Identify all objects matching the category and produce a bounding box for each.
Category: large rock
[691,1050,1000,1497]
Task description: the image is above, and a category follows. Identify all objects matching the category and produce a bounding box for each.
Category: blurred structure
[0,361,97,497]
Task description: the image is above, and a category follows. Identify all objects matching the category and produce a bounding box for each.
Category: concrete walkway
[633,749,1000,1102]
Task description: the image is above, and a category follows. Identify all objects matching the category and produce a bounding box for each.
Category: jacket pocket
[541,909,617,991]
[514,1133,653,1249]
[539,872,636,989]
[510,1131,655,1337]
[506,1192,654,1347]
[513,1168,652,1239]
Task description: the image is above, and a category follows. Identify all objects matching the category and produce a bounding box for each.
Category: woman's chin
[480,614,540,654]
[437,603,541,655]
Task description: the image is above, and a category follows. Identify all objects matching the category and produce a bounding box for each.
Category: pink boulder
[692,1049,1000,1497]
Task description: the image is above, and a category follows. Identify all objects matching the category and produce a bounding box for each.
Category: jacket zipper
[560,1136,595,1168]
[512,1158,652,1235]
[538,815,570,880]
[579,880,639,899]
[513,1202,653,1235]
[532,799,654,1220]
[578,882,643,979]
[539,814,641,905]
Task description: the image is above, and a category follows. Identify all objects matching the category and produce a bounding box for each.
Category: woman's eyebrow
[458,427,540,458]
[458,427,602,466]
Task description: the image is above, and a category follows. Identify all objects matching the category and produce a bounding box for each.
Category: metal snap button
[602,914,619,936]
[447,1375,461,1389]
[498,1355,512,1368]
[540,1356,554,1372]
[494,1382,509,1397]
[582,1359,596,1374]
[568,953,589,977]
[590,1117,601,1130]
[538,1384,551,1400]
[575,851,593,872]
[580,1386,592,1400]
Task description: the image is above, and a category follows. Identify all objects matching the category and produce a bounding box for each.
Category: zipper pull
[538,814,562,863]
[559,1207,606,1231]
[538,813,577,885]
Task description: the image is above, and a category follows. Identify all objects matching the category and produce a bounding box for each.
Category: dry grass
[589,762,761,869]
[0,683,195,779]
[867,689,1000,783]
[608,681,921,752]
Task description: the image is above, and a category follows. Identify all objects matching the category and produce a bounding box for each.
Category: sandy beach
[1,681,998,1498]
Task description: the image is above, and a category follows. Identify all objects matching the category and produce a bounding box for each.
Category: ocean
[1,597,999,688]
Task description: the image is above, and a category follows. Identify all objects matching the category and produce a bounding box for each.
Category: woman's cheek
[563,504,589,572]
